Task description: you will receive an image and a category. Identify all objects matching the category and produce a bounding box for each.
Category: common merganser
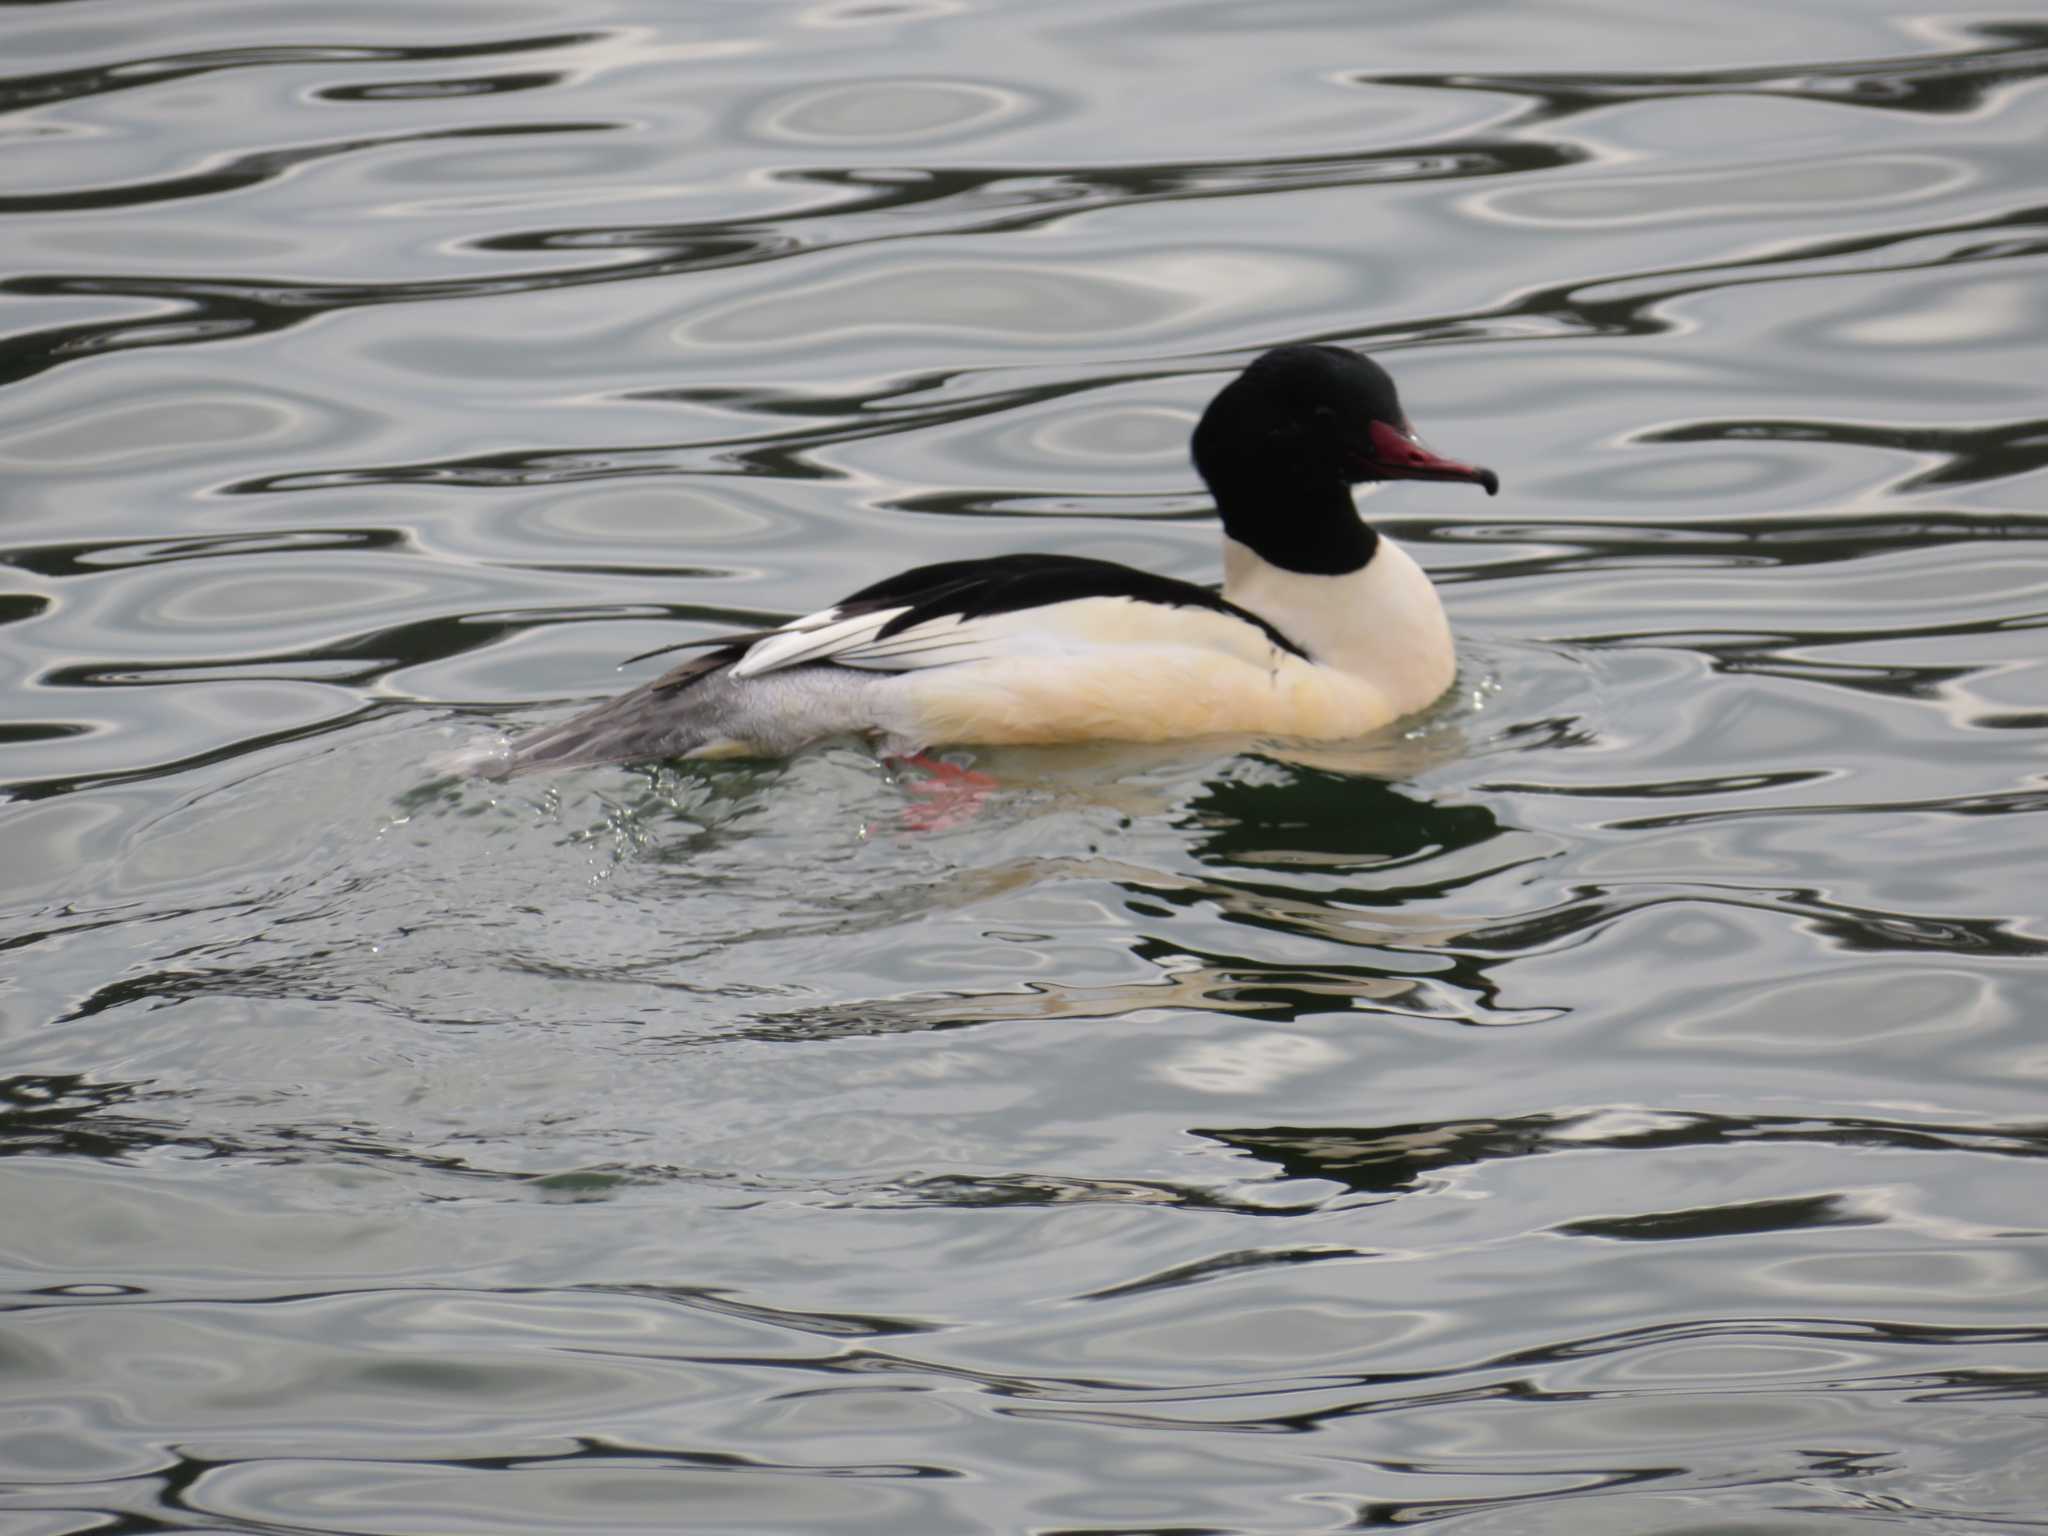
[482,344,1497,775]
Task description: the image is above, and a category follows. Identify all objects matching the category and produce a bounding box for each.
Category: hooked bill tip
[1476,467,1500,497]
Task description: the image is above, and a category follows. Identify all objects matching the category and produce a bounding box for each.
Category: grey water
[3,1,2047,1531]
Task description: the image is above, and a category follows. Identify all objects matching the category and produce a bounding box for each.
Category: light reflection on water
[3,1,2047,1532]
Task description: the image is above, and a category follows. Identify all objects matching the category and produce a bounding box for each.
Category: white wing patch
[730,606,904,678]
[730,596,1281,681]
[733,607,1004,678]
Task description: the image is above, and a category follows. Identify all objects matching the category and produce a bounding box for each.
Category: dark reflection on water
[0,34,601,114]
[3,0,2048,1532]
[0,121,620,219]
[1380,20,2048,120]
[1202,1107,2048,1197]
[1,525,409,578]
[0,1072,185,1161]
[1651,417,2048,493]
[1183,765,1501,875]
[1434,510,2048,576]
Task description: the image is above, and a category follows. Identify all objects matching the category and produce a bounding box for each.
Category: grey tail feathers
[480,653,730,778]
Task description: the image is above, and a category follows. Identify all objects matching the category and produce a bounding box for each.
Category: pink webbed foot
[889,752,999,831]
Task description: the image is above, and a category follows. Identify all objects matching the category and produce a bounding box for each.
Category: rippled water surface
[5,1,2047,1530]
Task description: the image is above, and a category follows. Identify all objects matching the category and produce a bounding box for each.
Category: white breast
[1220,532,1455,721]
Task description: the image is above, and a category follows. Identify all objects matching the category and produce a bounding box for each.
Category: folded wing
[725,553,1307,681]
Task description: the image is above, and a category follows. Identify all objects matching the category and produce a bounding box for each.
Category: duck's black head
[1191,344,1498,575]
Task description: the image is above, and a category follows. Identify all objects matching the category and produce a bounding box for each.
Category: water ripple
[6,3,2048,1531]
[1374,20,2048,122]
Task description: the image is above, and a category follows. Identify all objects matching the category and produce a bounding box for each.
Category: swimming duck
[483,344,1497,775]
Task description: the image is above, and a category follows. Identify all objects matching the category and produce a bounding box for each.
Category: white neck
[1221,533,1456,718]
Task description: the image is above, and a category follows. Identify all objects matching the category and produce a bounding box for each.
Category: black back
[844,552,1308,657]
